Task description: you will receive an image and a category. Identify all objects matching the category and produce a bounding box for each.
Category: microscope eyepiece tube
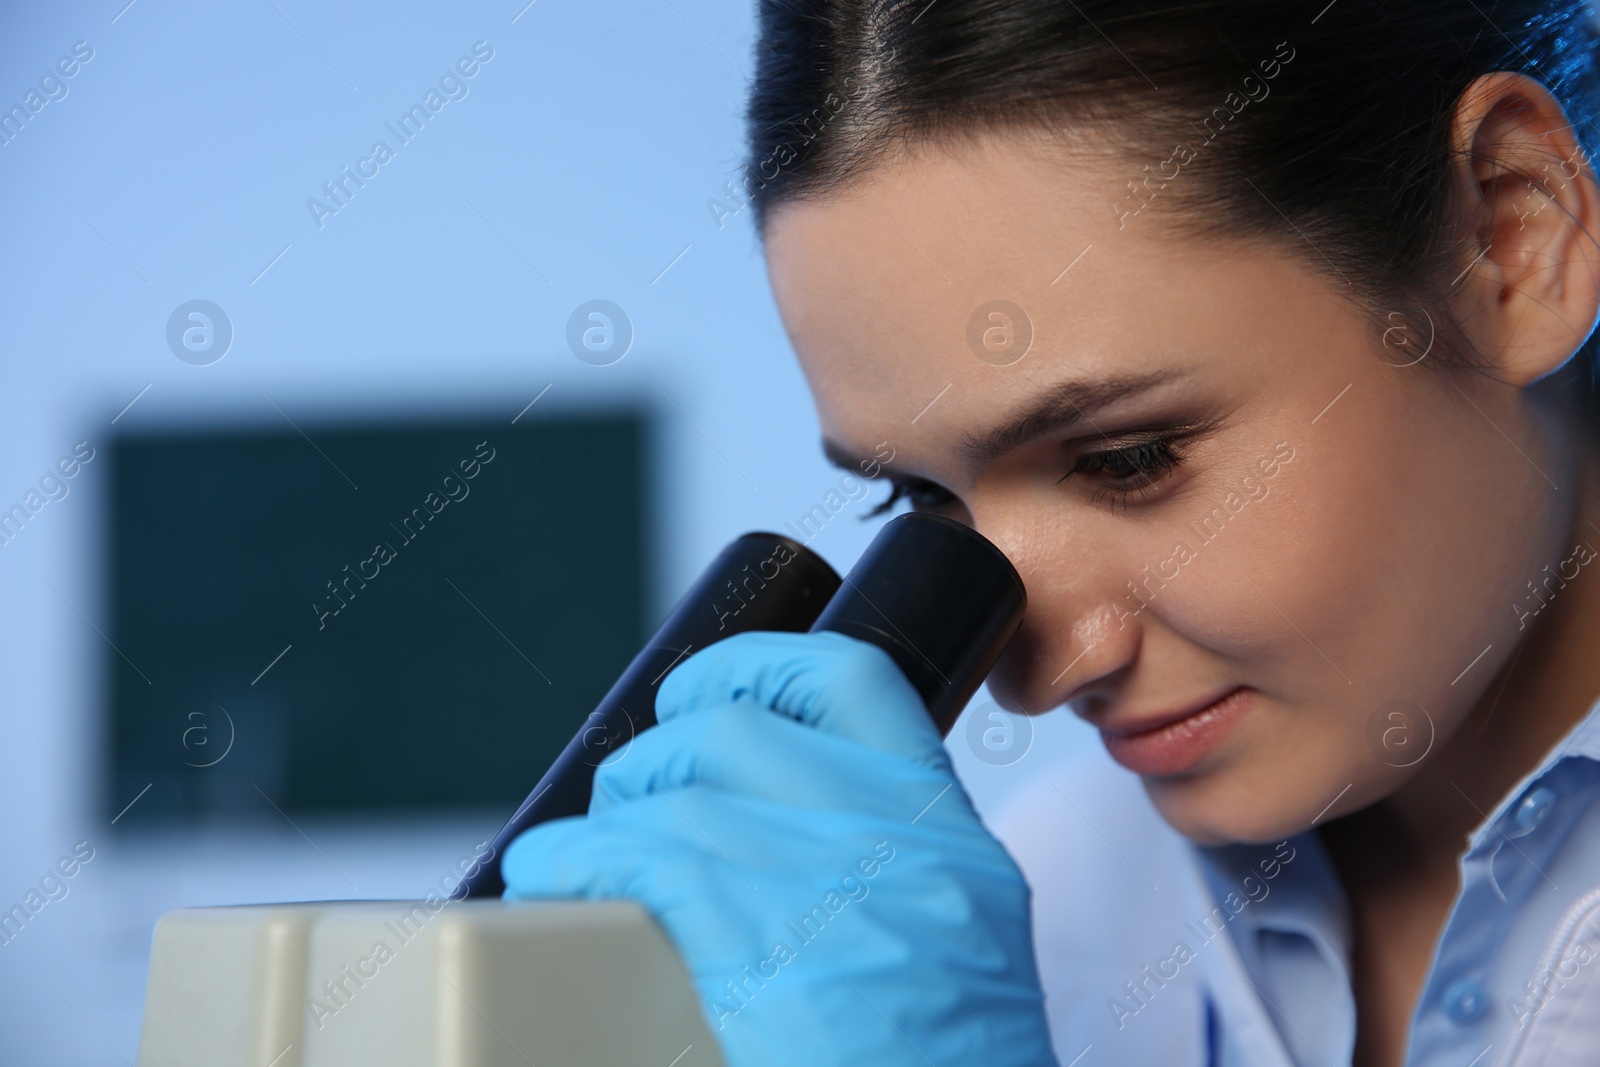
[462,532,842,898]
[810,513,1027,737]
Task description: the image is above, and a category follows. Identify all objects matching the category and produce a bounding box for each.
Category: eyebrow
[956,368,1192,463]
[819,368,1191,475]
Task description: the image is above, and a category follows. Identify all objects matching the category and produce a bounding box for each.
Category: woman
[505,2,1600,1064]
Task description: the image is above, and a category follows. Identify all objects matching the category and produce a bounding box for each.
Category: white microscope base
[136,899,723,1067]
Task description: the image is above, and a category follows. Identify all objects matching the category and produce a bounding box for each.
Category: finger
[498,797,768,965]
[500,814,642,901]
[657,630,950,767]
[589,699,954,822]
[500,800,719,902]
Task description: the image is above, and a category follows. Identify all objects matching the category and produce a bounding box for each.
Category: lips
[1098,686,1253,777]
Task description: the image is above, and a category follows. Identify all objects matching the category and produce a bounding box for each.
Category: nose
[976,517,1144,717]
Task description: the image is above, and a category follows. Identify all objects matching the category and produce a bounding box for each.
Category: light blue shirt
[988,695,1600,1066]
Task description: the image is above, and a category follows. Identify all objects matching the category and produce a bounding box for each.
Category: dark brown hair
[744,0,1600,402]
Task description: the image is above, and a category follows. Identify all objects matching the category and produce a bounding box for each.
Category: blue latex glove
[501,630,1059,1066]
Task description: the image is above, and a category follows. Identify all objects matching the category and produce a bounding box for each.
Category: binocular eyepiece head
[464,511,1025,898]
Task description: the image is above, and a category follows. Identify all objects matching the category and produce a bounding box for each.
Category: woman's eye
[866,476,954,517]
[1057,437,1186,507]
[863,436,1188,517]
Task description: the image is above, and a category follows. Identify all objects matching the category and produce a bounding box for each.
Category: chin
[1141,772,1320,847]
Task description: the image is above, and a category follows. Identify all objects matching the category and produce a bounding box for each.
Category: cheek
[1141,379,1567,842]
[1146,446,1389,839]
[1248,381,1550,721]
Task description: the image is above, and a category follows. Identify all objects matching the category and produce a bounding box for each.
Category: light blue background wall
[0,2,1088,1060]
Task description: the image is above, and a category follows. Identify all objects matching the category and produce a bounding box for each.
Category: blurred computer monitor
[106,410,649,824]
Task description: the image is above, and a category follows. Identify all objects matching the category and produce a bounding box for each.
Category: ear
[1445,72,1600,387]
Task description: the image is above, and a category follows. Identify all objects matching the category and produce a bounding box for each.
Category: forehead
[761,134,1336,471]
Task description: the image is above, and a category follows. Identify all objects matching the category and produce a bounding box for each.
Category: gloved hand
[501,630,1059,1066]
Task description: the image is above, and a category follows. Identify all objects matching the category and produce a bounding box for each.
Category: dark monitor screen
[107,410,649,823]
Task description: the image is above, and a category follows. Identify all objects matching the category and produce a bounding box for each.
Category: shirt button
[1514,786,1557,832]
[1444,979,1488,1023]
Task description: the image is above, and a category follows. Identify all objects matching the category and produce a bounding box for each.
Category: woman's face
[763,132,1577,846]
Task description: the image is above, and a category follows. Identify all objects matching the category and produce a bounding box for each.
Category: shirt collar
[1463,686,1600,854]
